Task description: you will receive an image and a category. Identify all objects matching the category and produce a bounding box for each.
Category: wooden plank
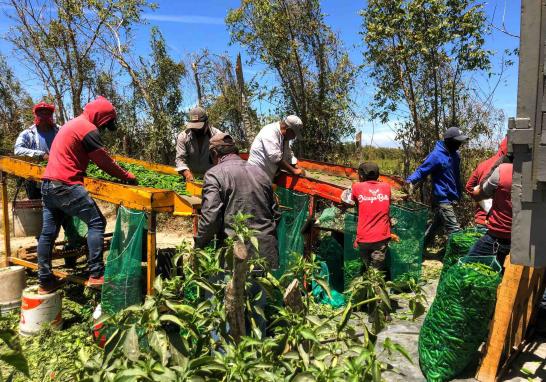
[1,172,10,266]
[146,212,157,295]
[9,257,87,285]
[0,156,177,212]
[172,194,201,216]
[0,156,44,181]
[84,178,173,212]
[476,256,546,381]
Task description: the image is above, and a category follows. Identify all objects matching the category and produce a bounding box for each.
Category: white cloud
[143,14,224,25]
[361,129,400,148]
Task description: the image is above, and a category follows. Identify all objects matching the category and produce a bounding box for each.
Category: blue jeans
[37,181,106,283]
[468,232,511,267]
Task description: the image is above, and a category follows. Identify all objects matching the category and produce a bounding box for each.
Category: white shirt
[248,121,297,179]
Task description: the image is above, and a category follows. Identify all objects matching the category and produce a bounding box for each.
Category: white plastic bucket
[0,266,26,311]
[19,286,63,336]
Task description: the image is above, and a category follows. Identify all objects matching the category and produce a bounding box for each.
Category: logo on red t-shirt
[358,188,389,203]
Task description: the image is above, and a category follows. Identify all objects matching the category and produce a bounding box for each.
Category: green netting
[101,206,146,315]
[315,236,344,293]
[312,261,346,308]
[63,217,88,247]
[343,212,362,290]
[439,228,485,282]
[275,187,309,278]
[316,207,344,230]
[419,256,502,382]
[389,201,428,281]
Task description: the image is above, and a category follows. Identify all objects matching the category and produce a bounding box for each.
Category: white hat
[283,115,303,139]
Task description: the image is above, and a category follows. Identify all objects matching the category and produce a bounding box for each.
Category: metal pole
[146,211,157,295]
[1,172,10,267]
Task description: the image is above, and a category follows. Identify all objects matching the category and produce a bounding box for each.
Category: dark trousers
[468,232,511,268]
[37,181,106,283]
[358,239,390,276]
[24,180,84,265]
[24,180,42,200]
[424,202,461,247]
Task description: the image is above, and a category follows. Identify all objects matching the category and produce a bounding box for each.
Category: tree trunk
[192,62,203,107]
[225,240,248,343]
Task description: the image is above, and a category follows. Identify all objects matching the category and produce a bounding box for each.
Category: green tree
[361,0,493,176]
[132,28,186,164]
[226,0,356,159]
[6,0,153,123]
[0,54,33,150]
[191,51,259,145]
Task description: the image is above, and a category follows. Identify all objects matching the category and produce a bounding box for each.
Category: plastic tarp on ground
[101,206,146,315]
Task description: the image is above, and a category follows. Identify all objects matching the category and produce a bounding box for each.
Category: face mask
[101,119,117,132]
[445,139,462,153]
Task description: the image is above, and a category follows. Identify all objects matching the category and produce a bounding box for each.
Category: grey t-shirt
[482,166,500,198]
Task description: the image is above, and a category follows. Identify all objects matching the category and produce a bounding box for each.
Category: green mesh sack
[316,236,344,293]
[418,256,502,382]
[343,211,361,290]
[101,207,146,315]
[312,261,346,308]
[439,228,484,282]
[389,201,428,281]
[274,187,309,278]
[63,217,88,248]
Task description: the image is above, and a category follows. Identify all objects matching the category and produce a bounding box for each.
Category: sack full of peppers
[418,256,502,381]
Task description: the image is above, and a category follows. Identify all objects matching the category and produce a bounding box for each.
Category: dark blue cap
[443,126,468,142]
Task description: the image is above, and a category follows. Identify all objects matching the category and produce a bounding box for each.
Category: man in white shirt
[248,115,306,179]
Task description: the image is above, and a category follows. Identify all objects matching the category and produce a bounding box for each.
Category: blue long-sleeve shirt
[14,124,59,158]
[406,141,462,203]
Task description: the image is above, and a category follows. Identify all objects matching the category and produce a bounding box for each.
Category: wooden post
[1,172,10,267]
[476,256,546,381]
[146,211,157,295]
[225,240,248,343]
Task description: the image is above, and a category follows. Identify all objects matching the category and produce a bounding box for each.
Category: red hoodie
[43,96,135,185]
[465,137,508,225]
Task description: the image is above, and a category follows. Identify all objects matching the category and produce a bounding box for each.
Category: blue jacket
[406,141,462,203]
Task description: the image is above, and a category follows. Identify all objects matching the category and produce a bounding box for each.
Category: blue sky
[0,0,521,147]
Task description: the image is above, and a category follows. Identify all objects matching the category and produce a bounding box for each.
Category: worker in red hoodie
[465,137,508,227]
[37,96,137,294]
[469,153,513,267]
[350,162,392,275]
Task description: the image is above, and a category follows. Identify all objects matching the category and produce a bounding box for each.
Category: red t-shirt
[43,97,134,185]
[465,138,508,225]
[486,163,512,239]
[352,181,391,244]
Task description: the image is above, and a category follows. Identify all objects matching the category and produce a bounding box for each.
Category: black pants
[25,180,42,200]
[358,239,390,277]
